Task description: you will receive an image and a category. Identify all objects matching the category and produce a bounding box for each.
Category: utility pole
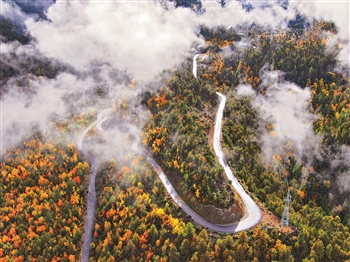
[280,189,292,227]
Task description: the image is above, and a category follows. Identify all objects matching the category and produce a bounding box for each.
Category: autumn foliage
[0,135,88,261]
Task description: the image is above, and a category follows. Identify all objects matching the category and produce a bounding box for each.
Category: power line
[280,188,292,227]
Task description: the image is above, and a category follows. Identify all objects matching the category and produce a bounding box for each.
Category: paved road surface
[77,109,110,262]
[79,94,261,261]
[140,92,261,233]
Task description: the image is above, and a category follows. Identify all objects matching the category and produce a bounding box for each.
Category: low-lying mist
[237,70,320,167]
[236,69,350,210]
[1,0,348,168]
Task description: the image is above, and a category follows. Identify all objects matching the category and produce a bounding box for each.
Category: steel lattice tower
[280,189,292,227]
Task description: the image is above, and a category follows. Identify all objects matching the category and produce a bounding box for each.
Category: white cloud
[1,0,28,22]
[243,71,321,165]
[2,0,348,154]
[290,0,350,66]
[236,84,255,97]
[25,2,199,80]
[22,1,306,81]
[2,77,66,150]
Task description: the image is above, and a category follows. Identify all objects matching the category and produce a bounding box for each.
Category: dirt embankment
[158,159,244,225]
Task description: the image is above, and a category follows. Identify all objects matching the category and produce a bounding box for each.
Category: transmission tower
[280,189,292,227]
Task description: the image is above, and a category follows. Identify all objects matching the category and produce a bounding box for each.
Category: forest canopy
[1,1,350,261]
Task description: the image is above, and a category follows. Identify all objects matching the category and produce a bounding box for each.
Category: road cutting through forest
[77,109,111,262]
[138,92,261,233]
[78,93,261,260]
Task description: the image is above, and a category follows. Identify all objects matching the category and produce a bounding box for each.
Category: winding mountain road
[140,93,261,233]
[193,54,200,78]
[213,92,261,231]
[77,109,110,262]
[78,93,261,260]
[191,50,260,231]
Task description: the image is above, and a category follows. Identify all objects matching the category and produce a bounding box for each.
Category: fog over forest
[1,0,348,153]
[1,0,350,261]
